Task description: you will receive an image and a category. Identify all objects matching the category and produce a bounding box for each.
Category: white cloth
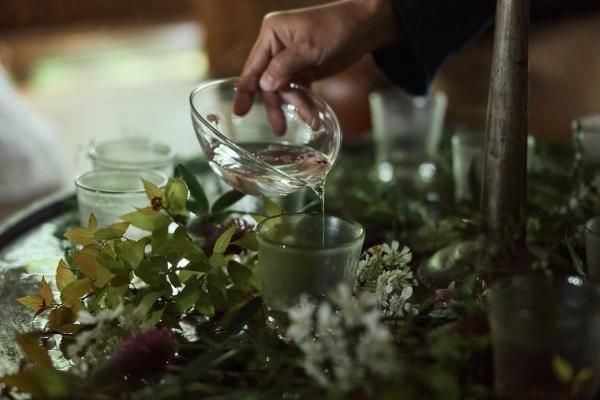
[0,66,65,203]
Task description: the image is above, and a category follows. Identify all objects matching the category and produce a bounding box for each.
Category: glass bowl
[189,78,341,197]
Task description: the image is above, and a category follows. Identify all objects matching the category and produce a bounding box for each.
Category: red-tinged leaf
[64,228,95,245]
[56,260,77,292]
[16,333,53,368]
[16,295,43,311]
[39,277,55,306]
[34,299,48,317]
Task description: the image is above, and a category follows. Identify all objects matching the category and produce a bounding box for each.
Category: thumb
[260,48,314,92]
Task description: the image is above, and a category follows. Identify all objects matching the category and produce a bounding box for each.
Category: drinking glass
[89,137,176,176]
[451,130,484,203]
[572,114,600,164]
[586,217,600,281]
[257,213,365,331]
[75,170,168,237]
[369,88,447,182]
[489,274,600,400]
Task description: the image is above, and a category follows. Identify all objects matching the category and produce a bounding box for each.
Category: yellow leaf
[16,333,53,368]
[56,260,76,292]
[143,178,163,201]
[16,295,43,311]
[94,222,130,240]
[64,228,95,245]
[95,265,115,287]
[73,253,98,280]
[60,278,94,307]
[88,213,98,231]
[39,277,55,306]
[73,253,114,288]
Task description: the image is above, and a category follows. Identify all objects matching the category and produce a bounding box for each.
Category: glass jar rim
[75,169,168,194]
[88,137,176,167]
[256,212,365,250]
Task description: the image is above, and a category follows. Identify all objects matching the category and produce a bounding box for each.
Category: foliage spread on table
[2,134,599,400]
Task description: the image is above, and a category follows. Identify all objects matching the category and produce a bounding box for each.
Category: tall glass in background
[89,137,176,177]
[451,130,484,203]
[573,113,600,164]
[369,88,447,183]
[257,213,365,332]
[489,274,600,400]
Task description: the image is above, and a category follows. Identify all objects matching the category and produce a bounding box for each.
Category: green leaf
[115,239,146,270]
[16,333,53,369]
[232,231,258,251]
[227,261,253,289]
[152,225,169,255]
[143,178,163,202]
[135,257,168,288]
[574,368,593,385]
[168,271,182,287]
[3,366,70,399]
[177,163,209,214]
[165,179,188,215]
[211,190,245,214]
[121,208,171,231]
[213,225,237,255]
[174,283,202,314]
[194,289,215,317]
[94,222,130,240]
[553,355,574,383]
[223,297,262,336]
[138,291,163,314]
[565,237,586,277]
[263,197,283,217]
[209,253,227,269]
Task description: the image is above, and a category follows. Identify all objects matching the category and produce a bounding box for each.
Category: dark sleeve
[372,0,496,95]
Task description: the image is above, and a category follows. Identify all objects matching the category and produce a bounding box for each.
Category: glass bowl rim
[189,77,342,185]
[75,169,168,194]
[255,212,365,250]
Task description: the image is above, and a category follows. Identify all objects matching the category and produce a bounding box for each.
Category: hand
[233,0,400,133]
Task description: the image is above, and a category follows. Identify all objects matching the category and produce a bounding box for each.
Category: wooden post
[480,0,530,256]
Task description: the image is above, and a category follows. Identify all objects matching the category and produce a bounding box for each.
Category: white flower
[286,283,398,394]
[376,270,419,317]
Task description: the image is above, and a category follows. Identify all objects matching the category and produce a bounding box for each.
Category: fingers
[260,48,314,92]
[279,88,320,130]
[261,91,287,136]
[233,25,277,116]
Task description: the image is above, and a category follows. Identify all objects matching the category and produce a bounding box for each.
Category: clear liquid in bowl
[209,141,331,198]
